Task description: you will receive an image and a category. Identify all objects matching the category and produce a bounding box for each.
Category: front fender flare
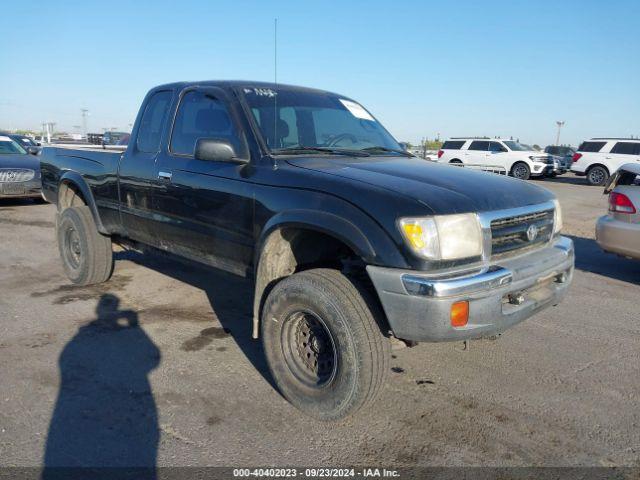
[257,209,377,266]
[251,209,407,338]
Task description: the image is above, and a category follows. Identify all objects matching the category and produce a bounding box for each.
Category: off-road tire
[261,268,390,421]
[587,165,609,186]
[57,206,113,285]
[511,161,531,180]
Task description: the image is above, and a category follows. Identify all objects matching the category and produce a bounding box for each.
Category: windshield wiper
[272,146,370,157]
[360,146,414,157]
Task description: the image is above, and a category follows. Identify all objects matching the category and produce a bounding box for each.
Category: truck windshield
[0,138,27,155]
[241,87,403,155]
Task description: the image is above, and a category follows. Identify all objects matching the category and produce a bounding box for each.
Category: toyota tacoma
[40,81,574,420]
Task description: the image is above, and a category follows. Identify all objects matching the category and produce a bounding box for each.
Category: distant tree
[13,129,38,136]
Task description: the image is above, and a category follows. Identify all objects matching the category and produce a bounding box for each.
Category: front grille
[537,156,554,165]
[0,169,35,183]
[491,209,554,257]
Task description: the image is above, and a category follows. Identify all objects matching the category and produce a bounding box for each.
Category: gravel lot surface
[0,175,638,468]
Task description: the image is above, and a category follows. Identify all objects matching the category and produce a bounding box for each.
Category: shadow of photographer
[43,294,160,479]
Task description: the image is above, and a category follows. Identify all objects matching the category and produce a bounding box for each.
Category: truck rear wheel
[57,206,113,286]
[261,268,390,421]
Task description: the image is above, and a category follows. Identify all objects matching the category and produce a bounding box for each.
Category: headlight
[529,155,549,163]
[398,213,483,261]
[553,199,563,234]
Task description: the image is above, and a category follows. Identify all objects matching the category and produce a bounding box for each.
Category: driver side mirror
[194,138,243,163]
[26,146,39,155]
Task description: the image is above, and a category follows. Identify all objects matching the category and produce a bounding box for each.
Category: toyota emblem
[526,224,539,242]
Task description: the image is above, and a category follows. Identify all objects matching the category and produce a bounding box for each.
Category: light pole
[81,109,89,137]
[555,121,565,146]
[44,122,56,144]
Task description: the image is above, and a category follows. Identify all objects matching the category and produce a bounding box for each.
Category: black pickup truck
[41,81,574,420]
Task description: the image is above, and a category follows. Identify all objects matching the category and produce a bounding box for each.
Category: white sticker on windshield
[245,87,277,97]
[339,99,374,121]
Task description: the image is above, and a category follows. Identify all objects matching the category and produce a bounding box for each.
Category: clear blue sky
[1,0,638,146]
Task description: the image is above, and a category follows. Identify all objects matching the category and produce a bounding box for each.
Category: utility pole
[555,121,565,146]
[44,122,56,144]
[81,109,89,138]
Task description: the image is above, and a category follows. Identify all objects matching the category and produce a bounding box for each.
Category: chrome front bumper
[367,236,574,342]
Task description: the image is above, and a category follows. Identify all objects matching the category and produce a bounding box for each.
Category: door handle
[158,171,172,181]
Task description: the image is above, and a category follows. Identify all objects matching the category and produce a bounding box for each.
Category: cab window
[170,90,247,158]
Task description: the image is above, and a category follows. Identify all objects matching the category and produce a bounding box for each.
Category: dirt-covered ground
[0,175,638,468]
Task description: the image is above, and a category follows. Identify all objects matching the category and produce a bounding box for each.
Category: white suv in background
[571,138,640,186]
[436,138,554,180]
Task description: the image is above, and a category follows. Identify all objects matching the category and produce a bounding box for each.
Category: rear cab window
[577,141,607,153]
[441,140,465,150]
[137,90,173,153]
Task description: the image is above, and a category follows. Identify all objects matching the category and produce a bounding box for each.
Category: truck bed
[39,146,124,233]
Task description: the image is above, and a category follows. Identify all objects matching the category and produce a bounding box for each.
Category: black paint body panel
[40,80,555,276]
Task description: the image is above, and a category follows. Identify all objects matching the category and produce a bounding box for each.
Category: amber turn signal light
[451,301,469,328]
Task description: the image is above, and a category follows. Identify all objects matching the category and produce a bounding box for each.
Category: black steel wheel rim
[64,225,82,269]
[281,309,337,388]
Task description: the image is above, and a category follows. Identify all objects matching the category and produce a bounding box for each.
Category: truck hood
[287,156,554,214]
[0,154,40,170]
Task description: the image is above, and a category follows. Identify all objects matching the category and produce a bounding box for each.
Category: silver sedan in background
[596,163,640,260]
[0,136,42,200]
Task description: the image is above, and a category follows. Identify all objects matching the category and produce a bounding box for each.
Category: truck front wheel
[57,206,113,286]
[261,268,390,421]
